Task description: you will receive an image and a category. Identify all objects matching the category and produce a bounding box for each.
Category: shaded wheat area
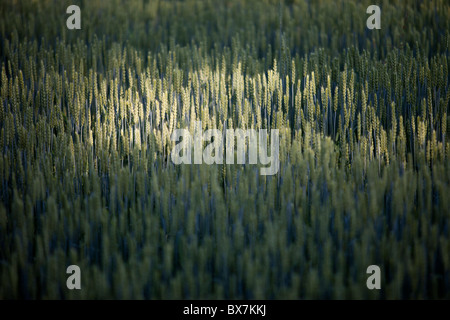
[0,0,449,299]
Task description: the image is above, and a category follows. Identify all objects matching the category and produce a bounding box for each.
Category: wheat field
[0,0,449,299]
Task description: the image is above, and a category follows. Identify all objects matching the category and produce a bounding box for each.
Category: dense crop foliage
[0,0,449,299]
